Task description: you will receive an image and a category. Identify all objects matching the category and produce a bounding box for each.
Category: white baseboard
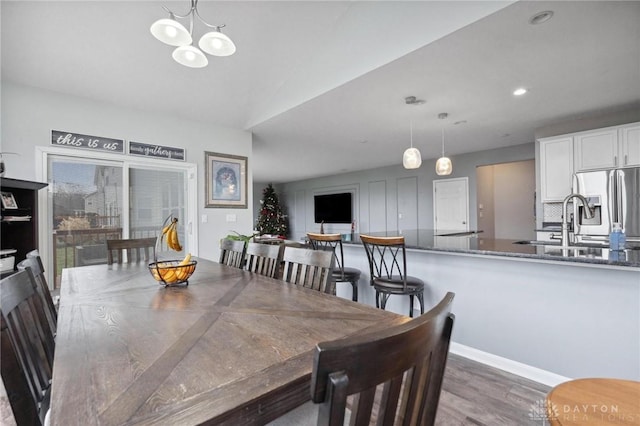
[449,342,571,388]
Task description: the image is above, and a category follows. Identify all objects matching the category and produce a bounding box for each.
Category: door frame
[432,177,469,232]
[35,146,198,286]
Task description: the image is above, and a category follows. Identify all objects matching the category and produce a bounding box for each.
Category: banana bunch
[162,217,183,252]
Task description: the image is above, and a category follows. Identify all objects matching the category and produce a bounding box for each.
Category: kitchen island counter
[338,229,639,383]
[341,229,640,268]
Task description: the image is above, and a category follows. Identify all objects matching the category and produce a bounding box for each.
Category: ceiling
[2,1,639,183]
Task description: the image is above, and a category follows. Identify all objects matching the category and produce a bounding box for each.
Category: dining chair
[106,237,157,265]
[219,239,247,269]
[17,251,57,337]
[281,246,335,294]
[307,233,360,302]
[360,234,425,317]
[245,242,283,279]
[1,269,56,426]
[309,292,455,425]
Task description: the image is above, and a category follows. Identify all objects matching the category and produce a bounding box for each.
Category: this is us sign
[51,130,124,153]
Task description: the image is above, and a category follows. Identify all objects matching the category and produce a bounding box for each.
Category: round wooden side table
[546,378,640,425]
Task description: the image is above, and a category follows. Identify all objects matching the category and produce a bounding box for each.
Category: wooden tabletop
[50,259,406,425]
[546,378,640,425]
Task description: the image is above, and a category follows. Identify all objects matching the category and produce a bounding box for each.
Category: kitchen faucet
[561,193,593,247]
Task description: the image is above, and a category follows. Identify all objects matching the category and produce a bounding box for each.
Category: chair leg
[418,292,424,315]
[375,291,380,308]
[380,293,390,310]
[351,280,358,302]
[409,295,414,318]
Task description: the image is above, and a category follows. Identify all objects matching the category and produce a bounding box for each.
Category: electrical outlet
[226,214,237,222]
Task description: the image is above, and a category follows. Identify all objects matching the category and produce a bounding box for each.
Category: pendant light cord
[441,127,445,156]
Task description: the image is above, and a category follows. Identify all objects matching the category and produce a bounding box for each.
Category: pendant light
[435,113,452,176]
[403,121,422,169]
[150,0,235,68]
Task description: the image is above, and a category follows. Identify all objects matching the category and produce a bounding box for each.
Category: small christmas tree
[256,184,288,237]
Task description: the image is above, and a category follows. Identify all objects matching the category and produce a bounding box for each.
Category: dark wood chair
[282,246,335,294]
[219,239,247,269]
[307,233,360,301]
[360,234,425,317]
[17,251,57,338]
[310,292,455,425]
[106,237,157,265]
[1,269,56,425]
[245,242,283,279]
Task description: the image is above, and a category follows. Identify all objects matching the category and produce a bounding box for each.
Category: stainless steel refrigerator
[573,167,640,241]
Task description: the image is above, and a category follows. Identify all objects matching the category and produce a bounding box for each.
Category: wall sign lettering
[51,130,124,153]
[129,141,185,161]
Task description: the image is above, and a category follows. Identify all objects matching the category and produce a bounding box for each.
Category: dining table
[50,258,406,425]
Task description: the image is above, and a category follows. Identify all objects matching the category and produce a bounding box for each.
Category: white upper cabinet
[619,123,640,167]
[574,122,640,171]
[539,136,573,202]
[574,128,618,171]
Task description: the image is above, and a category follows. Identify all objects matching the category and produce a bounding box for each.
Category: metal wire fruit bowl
[148,260,197,286]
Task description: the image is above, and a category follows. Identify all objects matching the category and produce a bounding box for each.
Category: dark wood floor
[437,353,551,425]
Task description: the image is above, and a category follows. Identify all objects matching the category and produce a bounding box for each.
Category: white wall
[1,82,253,261]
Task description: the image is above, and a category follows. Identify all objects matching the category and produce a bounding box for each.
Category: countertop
[340,229,640,268]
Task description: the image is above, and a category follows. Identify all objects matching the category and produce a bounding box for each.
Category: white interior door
[433,177,469,232]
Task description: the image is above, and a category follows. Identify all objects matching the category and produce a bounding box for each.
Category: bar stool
[360,234,424,317]
[307,233,360,301]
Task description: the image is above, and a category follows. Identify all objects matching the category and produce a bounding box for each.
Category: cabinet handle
[614,155,618,166]
[625,154,628,165]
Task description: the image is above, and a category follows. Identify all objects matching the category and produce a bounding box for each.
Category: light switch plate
[201,214,208,223]
[226,214,237,222]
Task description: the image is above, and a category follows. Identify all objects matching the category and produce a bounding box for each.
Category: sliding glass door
[45,152,194,288]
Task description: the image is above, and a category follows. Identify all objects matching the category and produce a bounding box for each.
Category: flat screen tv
[314,192,352,224]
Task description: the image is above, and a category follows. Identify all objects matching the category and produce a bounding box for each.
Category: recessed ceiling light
[529,10,554,25]
[513,88,528,96]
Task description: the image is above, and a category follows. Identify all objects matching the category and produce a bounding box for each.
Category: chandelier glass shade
[150,0,235,68]
[402,121,422,169]
[172,45,208,68]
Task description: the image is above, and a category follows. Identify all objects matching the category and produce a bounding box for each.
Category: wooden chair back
[106,237,157,265]
[1,269,56,425]
[282,246,335,294]
[245,242,283,279]
[310,292,455,426]
[306,233,346,278]
[360,235,409,289]
[17,252,57,338]
[219,239,247,269]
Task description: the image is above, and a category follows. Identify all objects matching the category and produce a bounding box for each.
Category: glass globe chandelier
[435,113,452,176]
[403,121,422,169]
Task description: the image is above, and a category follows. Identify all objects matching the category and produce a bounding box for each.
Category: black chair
[281,246,335,294]
[1,269,56,425]
[17,252,57,338]
[360,234,425,317]
[245,242,283,279]
[219,239,247,269]
[268,292,455,426]
[306,233,360,302]
[106,237,157,265]
[310,292,455,425]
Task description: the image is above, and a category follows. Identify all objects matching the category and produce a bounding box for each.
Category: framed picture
[205,151,248,208]
[1,191,18,209]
